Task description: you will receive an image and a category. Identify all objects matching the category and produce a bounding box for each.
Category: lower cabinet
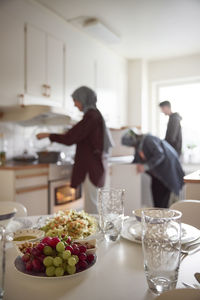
[0,166,49,216]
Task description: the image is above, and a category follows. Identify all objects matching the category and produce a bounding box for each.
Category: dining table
[3,215,200,300]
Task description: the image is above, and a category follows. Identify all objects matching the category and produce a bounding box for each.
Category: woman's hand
[36,133,50,140]
[136,164,145,173]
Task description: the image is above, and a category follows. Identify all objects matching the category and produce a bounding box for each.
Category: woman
[37,86,113,213]
[121,128,184,208]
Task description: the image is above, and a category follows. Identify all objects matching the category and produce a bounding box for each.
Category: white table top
[3,217,200,300]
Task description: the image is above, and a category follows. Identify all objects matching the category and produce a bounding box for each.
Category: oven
[48,163,83,214]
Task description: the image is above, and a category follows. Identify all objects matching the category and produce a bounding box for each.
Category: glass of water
[98,188,125,242]
[142,208,182,295]
[0,226,6,300]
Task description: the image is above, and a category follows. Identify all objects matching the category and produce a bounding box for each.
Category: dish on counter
[40,209,98,240]
[13,229,45,244]
[121,217,200,244]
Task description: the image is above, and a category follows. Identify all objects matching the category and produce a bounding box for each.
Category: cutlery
[182,282,199,289]
[194,273,200,284]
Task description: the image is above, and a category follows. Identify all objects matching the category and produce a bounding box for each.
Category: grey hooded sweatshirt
[165,112,182,156]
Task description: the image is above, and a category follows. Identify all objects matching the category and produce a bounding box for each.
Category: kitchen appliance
[37,151,61,163]
[48,163,83,214]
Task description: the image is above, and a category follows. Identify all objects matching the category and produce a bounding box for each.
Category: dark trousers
[151,176,171,208]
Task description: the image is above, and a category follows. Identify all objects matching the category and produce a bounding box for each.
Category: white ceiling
[36,0,200,60]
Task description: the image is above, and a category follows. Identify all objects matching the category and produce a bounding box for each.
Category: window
[158,82,200,163]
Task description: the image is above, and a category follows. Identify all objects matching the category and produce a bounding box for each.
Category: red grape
[66,236,71,244]
[78,260,88,270]
[25,247,32,254]
[87,254,95,263]
[65,245,73,253]
[36,243,45,252]
[38,254,45,263]
[25,260,33,271]
[49,237,60,248]
[22,253,30,263]
[32,258,41,272]
[72,247,80,255]
[41,236,52,245]
[78,253,87,261]
[79,245,87,253]
[31,247,40,257]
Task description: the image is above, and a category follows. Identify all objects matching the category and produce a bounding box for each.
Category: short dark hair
[159,101,171,108]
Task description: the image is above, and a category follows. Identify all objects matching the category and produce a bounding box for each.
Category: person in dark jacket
[121,128,184,208]
[159,101,182,156]
[37,86,113,213]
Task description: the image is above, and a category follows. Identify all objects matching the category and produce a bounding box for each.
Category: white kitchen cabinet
[24,24,65,107]
[0,11,24,106]
[106,162,141,216]
[0,166,49,216]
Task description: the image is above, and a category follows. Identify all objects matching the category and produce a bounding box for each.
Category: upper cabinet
[24,24,65,107]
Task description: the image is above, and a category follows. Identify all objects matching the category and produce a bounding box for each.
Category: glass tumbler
[142,208,182,295]
[98,188,125,242]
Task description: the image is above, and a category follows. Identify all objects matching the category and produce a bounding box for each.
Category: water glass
[98,188,125,242]
[142,208,182,295]
[0,226,6,300]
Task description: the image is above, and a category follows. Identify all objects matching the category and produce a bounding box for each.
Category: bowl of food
[13,229,45,245]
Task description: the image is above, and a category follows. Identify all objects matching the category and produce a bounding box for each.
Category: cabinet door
[0,11,24,106]
[47,35,64,106]
[25,24,46,98]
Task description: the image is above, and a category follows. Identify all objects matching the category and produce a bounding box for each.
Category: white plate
[155,288,200,300]
[14,255,97,279]
[121,217,200,244]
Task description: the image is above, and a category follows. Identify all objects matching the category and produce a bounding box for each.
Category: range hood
[0,105,75,126]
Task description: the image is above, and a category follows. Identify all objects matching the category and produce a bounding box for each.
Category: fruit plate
[14,254,97,279]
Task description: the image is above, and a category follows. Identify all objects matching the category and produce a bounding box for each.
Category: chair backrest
[0,201,28,218]
[170,200,200,229]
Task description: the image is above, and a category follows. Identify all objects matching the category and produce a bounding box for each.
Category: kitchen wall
[0,0,128,128]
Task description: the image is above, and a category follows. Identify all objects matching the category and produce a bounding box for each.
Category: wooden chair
[170,200,200,229]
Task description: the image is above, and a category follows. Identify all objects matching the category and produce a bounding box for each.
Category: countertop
[108,155,133,165]
[0,160,49,170]
[184,170,200,183]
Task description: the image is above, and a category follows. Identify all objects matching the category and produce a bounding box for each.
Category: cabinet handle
[18,94,25,107]
[42,84,48,97]
[46,85,51,97]
[16,184,48,194]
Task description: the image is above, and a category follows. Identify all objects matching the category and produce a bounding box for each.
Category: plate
[155,288,200,300]
[14,255,97,279]
[121,217,200,244]
[6,218,33,232]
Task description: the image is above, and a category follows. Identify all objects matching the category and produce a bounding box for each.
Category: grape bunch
[21,236,96,277]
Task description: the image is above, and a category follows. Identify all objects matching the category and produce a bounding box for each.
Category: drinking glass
[98,188,125,242]
[0,226,6,300]
[142,208,182,295]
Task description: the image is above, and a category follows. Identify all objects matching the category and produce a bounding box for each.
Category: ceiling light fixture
[83,18,120,44]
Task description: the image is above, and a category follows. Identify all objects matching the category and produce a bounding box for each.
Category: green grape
[62,250,71,260]
[62,261,68,272]
[66,265,76,275]
[43,245,53,256]
[55,267,64,277]
[68,256,76,266]
[72,255,79,263]
[58,252,63,259]
[46,266,55,277]
[56,242,65,253]
[53,256,63,267]
[43,256,54,267]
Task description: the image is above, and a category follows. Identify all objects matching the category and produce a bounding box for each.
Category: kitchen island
[184,170,200,200]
